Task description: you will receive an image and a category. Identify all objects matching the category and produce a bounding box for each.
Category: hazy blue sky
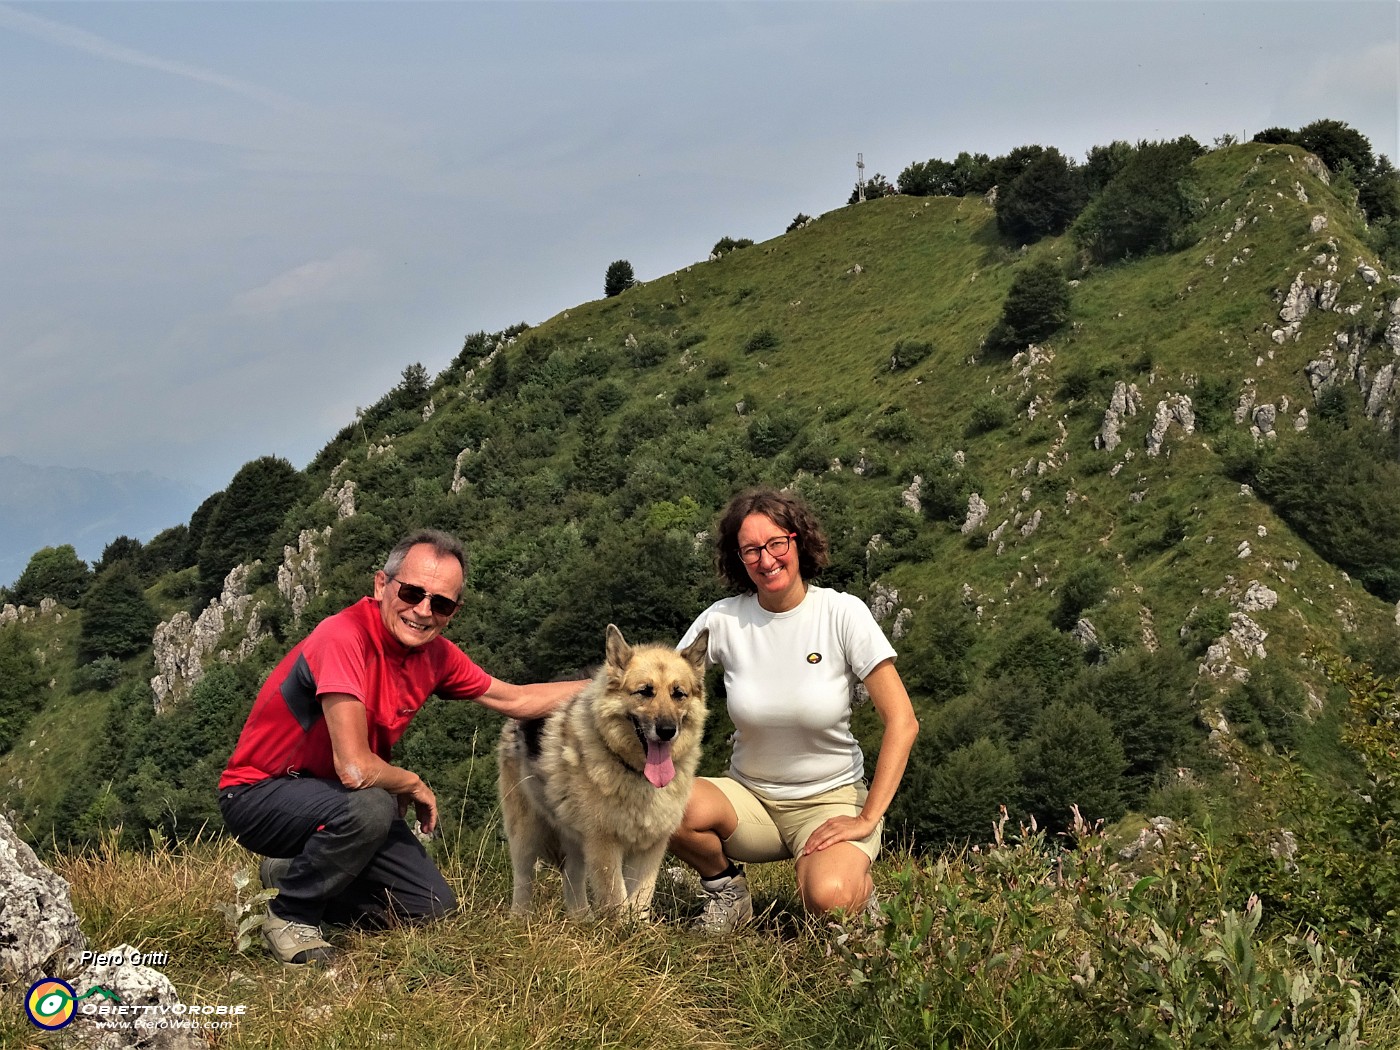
[2,0,1396,502]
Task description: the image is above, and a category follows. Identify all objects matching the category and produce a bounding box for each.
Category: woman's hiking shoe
[692,869,754,933]
[261,912,333,965]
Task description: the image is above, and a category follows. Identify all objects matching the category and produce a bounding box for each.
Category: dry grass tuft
[49,828,852,1049]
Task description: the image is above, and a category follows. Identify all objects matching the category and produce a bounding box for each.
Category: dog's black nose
[655,721,677,741]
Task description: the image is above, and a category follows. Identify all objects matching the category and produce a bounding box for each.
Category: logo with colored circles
[25,979,77,1030]
[24,979,121,1030]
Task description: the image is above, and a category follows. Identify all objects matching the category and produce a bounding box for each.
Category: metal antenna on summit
[856,152,867,203]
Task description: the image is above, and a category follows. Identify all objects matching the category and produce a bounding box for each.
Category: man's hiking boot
[258,856,291,892]
[261,912,333,966]
[692,868,754,934]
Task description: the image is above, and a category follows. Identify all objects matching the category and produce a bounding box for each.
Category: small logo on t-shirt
[806,652,822,664]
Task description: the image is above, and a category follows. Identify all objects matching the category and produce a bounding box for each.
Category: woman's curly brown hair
[714,487,830,594]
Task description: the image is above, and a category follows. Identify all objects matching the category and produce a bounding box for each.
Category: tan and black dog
[497,624,709,916]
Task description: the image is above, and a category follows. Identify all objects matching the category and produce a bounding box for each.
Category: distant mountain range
[0,456,202,587]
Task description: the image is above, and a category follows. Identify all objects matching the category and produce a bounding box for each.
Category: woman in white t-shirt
[670,487,920,931]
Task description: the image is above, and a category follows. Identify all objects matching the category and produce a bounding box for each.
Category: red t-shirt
[219,597,492,788]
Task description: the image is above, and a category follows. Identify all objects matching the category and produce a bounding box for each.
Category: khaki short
[708,776,883,864]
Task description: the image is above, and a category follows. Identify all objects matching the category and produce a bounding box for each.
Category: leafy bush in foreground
[841,812,1364,1049]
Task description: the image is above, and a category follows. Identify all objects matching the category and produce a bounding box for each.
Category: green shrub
[10,544,91,607]
[80,563,159,662]
[1180,601,1232,656]
[967,394,1012,435]
[871,408,916,443]
[1051,561,1111,631]
[1254,421,1400,603]
[197,456,304,601]
[1072,136,1204,264]
[747,412,802,457]
[994,146,1086,243]
[841,817,1364,1049]
[0,627,45,754]
[627,334,668,368]
[705,355,731,380]
[899,599,977,702]
[895,736,1020,851]
[743,328,779,354]
[1193,374,1235,433]
[593,379,627,414]
[74,655,124,693]
[1223,663,1306,753]
[711,236,753,256]
[1019,700,1126,829]
[670,377,707,408]
[889,338,934,371]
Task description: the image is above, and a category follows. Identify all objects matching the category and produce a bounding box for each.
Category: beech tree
[10,544,91,607]
[1019,700,1126,831]
[1072,137,1203,264]
[994,147,1084,243]
[197,456,304,600]
[985,258,1071,353]
[80,563,158,663]
[0,626,44,753]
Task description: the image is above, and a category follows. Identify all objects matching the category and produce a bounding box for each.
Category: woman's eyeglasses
[389,577,460,617]
[738,534,796,565]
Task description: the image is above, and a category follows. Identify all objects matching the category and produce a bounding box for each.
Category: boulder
[0,814,85,985]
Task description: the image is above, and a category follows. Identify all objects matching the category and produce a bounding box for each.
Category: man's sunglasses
[388,577,460,617]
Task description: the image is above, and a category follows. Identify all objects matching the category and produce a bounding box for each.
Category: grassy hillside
[4,139,1400,1044]
[6,141,1400,837]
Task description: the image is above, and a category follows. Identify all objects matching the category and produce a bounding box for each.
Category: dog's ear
[604,623,631,668]
[679,628,709,673]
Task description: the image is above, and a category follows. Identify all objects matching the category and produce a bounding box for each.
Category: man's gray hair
[383,529,467,580]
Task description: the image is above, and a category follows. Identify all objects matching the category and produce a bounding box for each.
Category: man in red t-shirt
[218,528,586,965]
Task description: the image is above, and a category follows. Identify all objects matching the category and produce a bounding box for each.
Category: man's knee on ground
[341,787,398,842]
[385,866,457,925]
[419,882,457,922]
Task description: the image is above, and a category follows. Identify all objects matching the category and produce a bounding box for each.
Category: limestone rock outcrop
[277,528,332,629]
[1095,381,1142,452]
[151,563,267,712]
[1145,394,1194,457]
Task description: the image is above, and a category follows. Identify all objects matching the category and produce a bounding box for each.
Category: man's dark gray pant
[218,777,455,928]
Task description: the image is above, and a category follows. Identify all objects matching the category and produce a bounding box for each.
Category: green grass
[16,811,1399,1050]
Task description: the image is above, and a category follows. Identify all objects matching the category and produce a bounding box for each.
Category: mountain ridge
[0,455,202,586]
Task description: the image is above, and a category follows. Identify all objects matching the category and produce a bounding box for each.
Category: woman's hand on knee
[802,813,876,855]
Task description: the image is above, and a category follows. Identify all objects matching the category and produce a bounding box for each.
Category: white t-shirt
[679,585,897,800]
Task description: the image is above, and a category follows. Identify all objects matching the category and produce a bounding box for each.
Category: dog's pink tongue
[644,741,675,788]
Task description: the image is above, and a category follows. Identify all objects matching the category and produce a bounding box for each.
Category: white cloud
[231,249,380,317]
